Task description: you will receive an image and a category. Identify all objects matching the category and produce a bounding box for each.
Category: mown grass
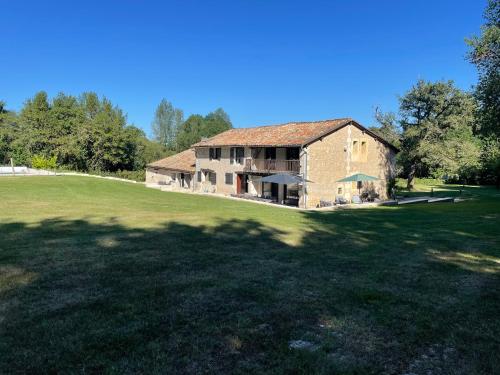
[0,176,499,374]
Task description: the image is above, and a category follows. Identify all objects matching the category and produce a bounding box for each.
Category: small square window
[225,173,233,185]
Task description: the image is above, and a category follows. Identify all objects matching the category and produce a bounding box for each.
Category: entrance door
[236,174,248,194]
[236,174,242,194]
[242,174,248,193]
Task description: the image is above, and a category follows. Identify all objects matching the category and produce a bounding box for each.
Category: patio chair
[319,199,333,207]
[351,195,362,204]
[335,195,348,205]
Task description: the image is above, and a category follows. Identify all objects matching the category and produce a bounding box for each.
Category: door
[265,148,277,170]
[286,147,300,160]
[236,174,242,194]
[242,174,248,193]
[265,148,276,160]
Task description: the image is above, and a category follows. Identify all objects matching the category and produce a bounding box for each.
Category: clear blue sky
[1,0,485,136]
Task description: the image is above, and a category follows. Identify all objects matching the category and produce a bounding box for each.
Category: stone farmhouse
[146,118,398,208]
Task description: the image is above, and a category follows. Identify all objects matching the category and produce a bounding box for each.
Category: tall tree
[399,80,479,188]
[0,101,19,164]
[370,108,401,148]
[19,91,52,158]
[86,98,135,171]
[133,131,173,170]
[176,114,205,151]
[50,93,85,169]
[175,109,232,151]
[466,0,500,139]
[203,108,232,138]
[151,99,184,149]
[80,92,101,120]
[466,0,500,186]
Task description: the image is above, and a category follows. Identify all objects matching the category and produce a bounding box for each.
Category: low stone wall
[0,167,143,184]
[0,166,56,176]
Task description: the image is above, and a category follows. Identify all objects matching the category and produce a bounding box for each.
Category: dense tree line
[371,0,499,188]
[0,93,232,174]
[151,100,232,152]
[0,92,168,172]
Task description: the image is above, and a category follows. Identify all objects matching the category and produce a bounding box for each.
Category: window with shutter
[210,148,221,160]
[235,147,244,164]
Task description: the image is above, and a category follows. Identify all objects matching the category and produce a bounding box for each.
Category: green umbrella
[337,173,379,195]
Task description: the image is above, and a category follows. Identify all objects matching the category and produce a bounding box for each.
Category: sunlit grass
[0,176,499,374]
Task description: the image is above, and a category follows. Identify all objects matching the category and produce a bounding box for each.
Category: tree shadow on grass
[0,212,499,374]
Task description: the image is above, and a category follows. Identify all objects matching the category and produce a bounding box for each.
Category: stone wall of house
[195,146,299,196]
[304,124,396,208]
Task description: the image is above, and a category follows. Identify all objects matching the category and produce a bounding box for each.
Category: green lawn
[0,176,499,374]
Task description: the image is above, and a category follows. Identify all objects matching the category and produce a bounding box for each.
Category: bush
[31,155,57,170]
[96,170,145,182]
[386,177,397,199]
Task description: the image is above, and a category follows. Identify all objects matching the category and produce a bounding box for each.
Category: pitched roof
[192,118,398,151]
[147,149,196,173]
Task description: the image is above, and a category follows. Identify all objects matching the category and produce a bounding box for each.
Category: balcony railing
[244,158,300,173]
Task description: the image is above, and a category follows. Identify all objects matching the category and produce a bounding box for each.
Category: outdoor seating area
[319,194,381,208]
[230,193,299,207]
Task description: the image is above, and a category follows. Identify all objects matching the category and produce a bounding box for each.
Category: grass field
[0,176,499,374]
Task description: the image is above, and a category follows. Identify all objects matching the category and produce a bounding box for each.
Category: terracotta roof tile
[147,149,196,173]
[192,118,353,147]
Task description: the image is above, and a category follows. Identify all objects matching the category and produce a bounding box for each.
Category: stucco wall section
[146,168,193,190]
[195,147,250,194]
[146,168,175,185]
[305,125,395,208]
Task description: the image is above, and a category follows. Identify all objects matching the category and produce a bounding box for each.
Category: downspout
[194,148,199,192]
[301,146,308,209]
